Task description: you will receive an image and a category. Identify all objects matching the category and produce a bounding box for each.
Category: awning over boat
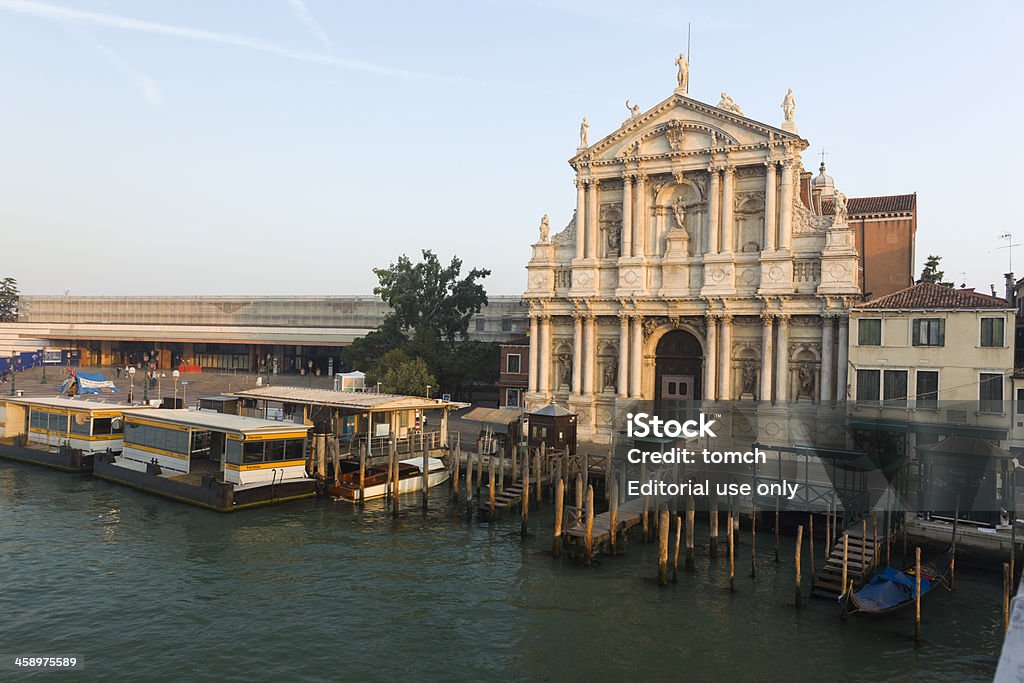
[460,407,521,427]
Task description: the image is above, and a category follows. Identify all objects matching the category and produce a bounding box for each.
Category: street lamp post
[40,354,47,384]
[173,369,180,406]
[128,366,136,403]
[308,360,314,387]
[158,373,165,403]
[143,363,150,404]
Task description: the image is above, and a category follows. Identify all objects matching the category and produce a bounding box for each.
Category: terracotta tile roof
[822,193,916,217]
[855,282,1012,310]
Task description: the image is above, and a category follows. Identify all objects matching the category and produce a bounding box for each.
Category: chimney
[1006,272,1015,305]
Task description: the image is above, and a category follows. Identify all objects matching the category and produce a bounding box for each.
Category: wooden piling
[584,485,595,565]
[553,478,564,558]
[808,514,814,578]
[451,442,461,502]
[795,524,803,608]
[951,495,959,591]
[685,496,695,570]
[841,533,849,597]
[464,448,473,518]
[915,547,922,642]
[498,447,505,492]
[535,451,543,504]
[521,451,530,538]
[390,438,399,518]
[774,498,780,563]
[575,474,584,529]
[609,480,619,555]
[658,505,670,586]
[862,519,867,569]
[710,499,719,558]
[728,511,735,592]
[488,457,496,520]
[643,496,651,543]
[885,508,891,566]
[825,499,831,553]
[358,441,366,506]
[751,507,757,578]
[673,514,682,583]
[872,517,878,570]
[1004,562,1011,634]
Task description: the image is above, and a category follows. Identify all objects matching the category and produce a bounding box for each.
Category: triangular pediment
[571,93,804,166]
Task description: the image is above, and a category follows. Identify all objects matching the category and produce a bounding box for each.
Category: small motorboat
[842,548,953,616]
[327,457,449,502]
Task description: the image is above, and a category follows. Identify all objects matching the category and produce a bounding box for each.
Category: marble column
[836,315,849,402]
[775,314,789,402]
[721,166,735,253]
[582,315,596,396]
[575,180,585,260]
[629,316,643,399]
[719,315,733,400]
[621,175,633,259]
[539,315,552,395]
[778,160,793,250]
[634,174,647,257]
[705,314,718,402]
[764,161,777,251]
[587,180,600,259]
[820,316,834,402]
[707,167,721,254]
[617,315,629,399]
[528,314,538,394]
[572,314,583,395]
[760,314,774,402]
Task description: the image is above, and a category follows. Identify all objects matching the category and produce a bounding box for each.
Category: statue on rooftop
[781,89,796,122]
[626,99,640,119]
[675,52,689,93]
[833,190,849,225]
[717,92,743,116]
[579,117,589,148]
[539,214,550,242]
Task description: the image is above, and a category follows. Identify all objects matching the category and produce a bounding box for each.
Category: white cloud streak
[0,0,454,82]
[285,0,332,52]
[72,28,163,106]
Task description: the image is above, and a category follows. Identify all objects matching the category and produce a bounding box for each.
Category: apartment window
[981,317,1005,347]
[501,317,512,332]
[1017,388,1024,416]
[475,317,486,332]
[506,389,521,407]
[882,370,909,407]
[506,353,521,374]
[916,371,939,410]
[912,318,945,346]
[980,373,1004,413]
[858,319,881,346]
[856,369,880,404]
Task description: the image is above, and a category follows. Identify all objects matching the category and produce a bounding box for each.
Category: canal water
[0,461,1006,682]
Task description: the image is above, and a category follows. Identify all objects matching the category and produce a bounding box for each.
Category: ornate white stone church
[524,56,864,444]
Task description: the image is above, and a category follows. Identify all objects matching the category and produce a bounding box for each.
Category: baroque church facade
[523,58,866,444]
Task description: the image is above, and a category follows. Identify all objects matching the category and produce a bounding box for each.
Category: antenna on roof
[998,232,1023,272]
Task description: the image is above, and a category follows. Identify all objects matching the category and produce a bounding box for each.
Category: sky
[1,0,1022,296]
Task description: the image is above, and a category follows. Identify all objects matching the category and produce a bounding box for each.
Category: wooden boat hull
[844,548,953,616]
[327,457,448,502]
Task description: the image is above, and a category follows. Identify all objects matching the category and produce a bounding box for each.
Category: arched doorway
[654,329,704,402]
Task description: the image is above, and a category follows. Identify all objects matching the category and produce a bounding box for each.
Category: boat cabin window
[226,438,305,466]
[92,417,123,435]
[30,410,68,433]
[125,422,189,454]
[70,414,91,435]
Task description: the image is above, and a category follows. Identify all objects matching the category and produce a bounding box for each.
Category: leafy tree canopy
[378,353,437,397]
[373,250,491,343]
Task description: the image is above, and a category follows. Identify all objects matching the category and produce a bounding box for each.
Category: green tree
[917,255,953,286]
[373,250,491,342]
[0,277,18,322]
[378,354,437,397]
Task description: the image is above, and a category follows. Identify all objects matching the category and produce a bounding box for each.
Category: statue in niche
[672,197,688,231]
[606,222,622,256]
[579,117,589,148]
[833,190,849,225]
[675,52,689,93]
[798,365,816,399]
[742,362,757,396]
[603,358,617,392]
[558,353,572,388]
[717,92,743,116]
[710,131,718,148]
[625,99,640,119]
[539,214,550,242]
[781,89,796,122]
